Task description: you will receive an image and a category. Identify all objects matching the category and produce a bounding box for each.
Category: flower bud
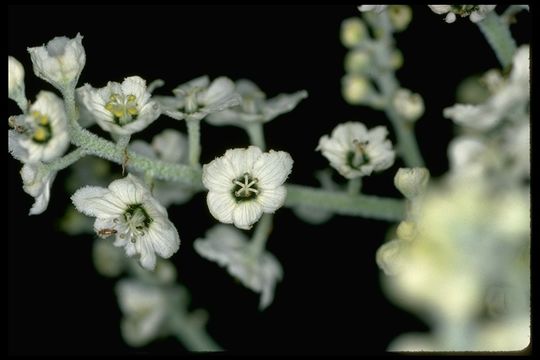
[340,18,368,48]
[394,167,430,199]
[393,88,424,122]
[396,221,417,241]
[388,5,412,32]
[344,49,371,74]
[342,74,370,105]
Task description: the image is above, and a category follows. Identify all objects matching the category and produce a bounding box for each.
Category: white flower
[8,91,69,163]
[317,122,395,179]
[358,5,388,13]
[27,33,85,91]
[444,45,529,130]
[130,129,193,207]
[202,146,293,230]
[428,5,496,23]
[78,76,160,136]
[8,56,26,105]
[393,88,425,122]
[71,174,180,270]
[206,79,307,126]
[194,225,283,310]
[116,279,168,346]
[157,76,241,121]
[20,162,57,215]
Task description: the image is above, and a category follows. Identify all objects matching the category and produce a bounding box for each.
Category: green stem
[285,184,405,221]
[347,178,362,195]
[169,311,222,351]
[374,11,425,168]
[45,148,87,172]
[250,214,273,256]
[115,134,131,151]
[60,89,405,221]
[245,123,266,151]
[477,11,517,69]
[186,119,201,167]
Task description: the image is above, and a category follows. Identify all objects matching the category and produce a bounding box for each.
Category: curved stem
[45,148,87,172]
[477,11,517,69]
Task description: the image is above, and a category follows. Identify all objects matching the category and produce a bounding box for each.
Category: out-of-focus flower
[344,49,371,74]
[340,18,368,47]
[358,5,388,13]
[394,167,430,199]
[27,34,85,91]
[317,122,395,179]
[393,89,424,122]
[8,56,26,107]
[71,174,180,270]
[8,91,69,163]
[388,5,412,31]
[78,76,160,136]
[341,74,372,105]
[194,225,283,310]
[202,146,293,230]
[130,129,193,207]
[156,76,241,121]
[206,79,307,127]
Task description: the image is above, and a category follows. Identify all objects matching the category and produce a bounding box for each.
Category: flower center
[451,5,477,15]
[30,111,53,143]
[116,204,153,243]
[232,173,259,201]
[347,139,371,169]
[184,88,203,114]
[105,93,139,125]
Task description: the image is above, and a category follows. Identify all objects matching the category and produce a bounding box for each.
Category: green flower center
[117,204,153,243]
[232,173,259,202]
[346,139,371,170]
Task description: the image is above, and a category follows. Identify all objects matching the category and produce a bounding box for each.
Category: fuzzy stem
[347,178,362,195]
[477,11,517,69]
[250,214,273,256]
[45,148,87,172]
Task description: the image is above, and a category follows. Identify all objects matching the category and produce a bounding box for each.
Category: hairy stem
[45,148,87,172]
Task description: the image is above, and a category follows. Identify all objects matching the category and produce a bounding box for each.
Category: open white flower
[27,33,85,91]
[78,76,160,136]
[71,174,180,270]
[116,279,169,346]
[157,75,241,121]
[428,5,496,23]
[8,56,26,106]
[194,225,283,310]
[317,122,395,179]
[206,79,307,126]
[202,146,293,230]
[8,91,69,163]
[130,129,193,207]
[20,162,57,215]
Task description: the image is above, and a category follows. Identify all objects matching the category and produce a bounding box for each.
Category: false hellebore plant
[9,4,529,352]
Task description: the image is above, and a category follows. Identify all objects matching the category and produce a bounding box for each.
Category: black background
[8,4,531,355]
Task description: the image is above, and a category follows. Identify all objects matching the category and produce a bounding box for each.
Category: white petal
[147,218,180,258]
[129,140,157,159]
[252,150,293,189]
[71,186,123,217]
[207,191,236,224]
[108,174,148,205]
[257,186,287,213]
[151,129,187,163]
[202,76,236,106]
[262,90,308,122]
[202,156,236,192]
[428,5,451,14]
[8,130,29,162]
[138,236,157,270]
[232,201,263,230]
[224,146,263,178]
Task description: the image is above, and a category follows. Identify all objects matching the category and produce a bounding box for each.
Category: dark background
[8,4,531,355]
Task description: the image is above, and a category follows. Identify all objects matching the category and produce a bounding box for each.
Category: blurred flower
[20,161,57,215]
[27,33,85,91]
[71,174,180,270]
[194,225,283,310]
[444,45,529,130]
[130,129,193,207]
[8,56,26,107]
[157,76,241,121]
[8,91,69,163]
[116,279,169,346]
[344,49,371,74]
[78,76,160,136]
[340,18,368,47]
[206,79,307,126]
[93,237,126,277]
[388,5,412,31]
[393,88,424,122]
[202,146,293,230]
[358,5,388,13]
[317,122,395,179]
[341,74,372,105]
